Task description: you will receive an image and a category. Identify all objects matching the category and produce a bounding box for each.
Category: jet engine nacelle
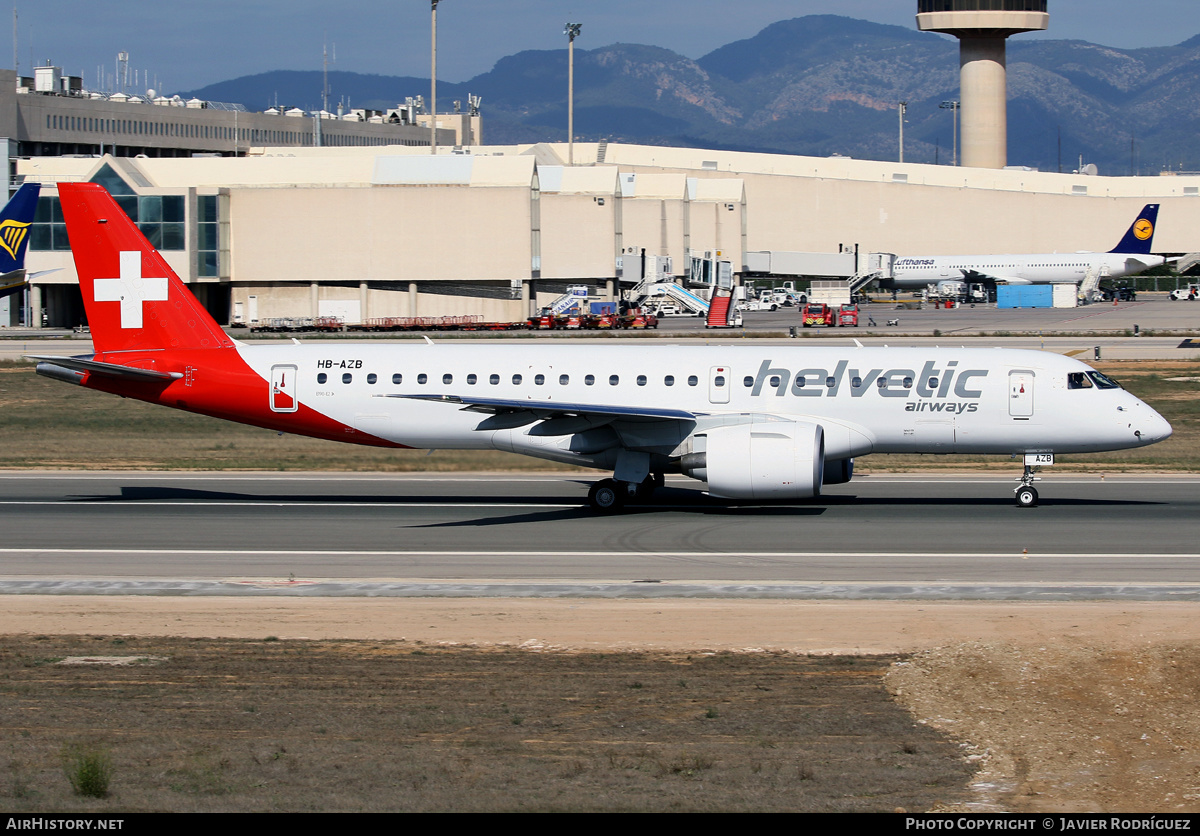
[684,420,825,500]
[823,457,854,486]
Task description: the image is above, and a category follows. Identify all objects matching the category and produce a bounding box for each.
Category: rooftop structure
[917,1,1050,169]
[0,69,474,159]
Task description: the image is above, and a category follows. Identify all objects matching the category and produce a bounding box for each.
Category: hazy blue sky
[14,1,1199,93]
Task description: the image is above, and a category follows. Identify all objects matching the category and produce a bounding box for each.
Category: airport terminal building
[10,138,1200,328]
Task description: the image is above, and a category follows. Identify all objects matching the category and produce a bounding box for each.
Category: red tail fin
[58,182,232,355]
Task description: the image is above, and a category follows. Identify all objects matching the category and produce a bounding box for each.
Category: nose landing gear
[1014,463,1041,508]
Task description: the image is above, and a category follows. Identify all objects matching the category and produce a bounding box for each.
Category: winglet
[58,182,233,355]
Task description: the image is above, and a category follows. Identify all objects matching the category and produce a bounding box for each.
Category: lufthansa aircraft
[31,184,1172,510]
[0,182,42,299]
[881,204,1165,290]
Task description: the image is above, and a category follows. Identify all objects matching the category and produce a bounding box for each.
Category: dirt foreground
[4,597,1200,812]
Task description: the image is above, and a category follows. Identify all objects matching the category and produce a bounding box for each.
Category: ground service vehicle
[30,183,1172,513]
[838,304,860,327]
[802,303,835,327]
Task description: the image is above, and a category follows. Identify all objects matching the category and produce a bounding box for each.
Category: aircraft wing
[959,269,1028,285]
[26,354,183,382]
[388,393,697,423]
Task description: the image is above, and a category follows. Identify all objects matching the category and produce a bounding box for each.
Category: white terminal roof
[18,140,1199,201]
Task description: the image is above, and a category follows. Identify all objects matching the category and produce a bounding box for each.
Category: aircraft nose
[1123,398,1172,446]
[1138,409,1173,445]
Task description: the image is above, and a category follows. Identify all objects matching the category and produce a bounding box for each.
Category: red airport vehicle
[801,303,836,327]
[620,308,659,329]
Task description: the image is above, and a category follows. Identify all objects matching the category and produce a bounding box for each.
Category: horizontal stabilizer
[26,354,183,382]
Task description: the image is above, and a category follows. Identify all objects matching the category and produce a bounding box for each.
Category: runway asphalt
[2,471,1198,600]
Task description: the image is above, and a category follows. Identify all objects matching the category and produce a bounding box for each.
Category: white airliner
[29,184,1172,511]
[881,204,1165,290]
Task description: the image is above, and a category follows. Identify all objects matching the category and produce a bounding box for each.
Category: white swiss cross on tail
[93,251,169,329]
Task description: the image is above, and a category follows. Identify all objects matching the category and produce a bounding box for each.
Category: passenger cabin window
[585,375,595,386]
[367,373,377,385]
[743,376,754,388]
[714,375,726,387]
[535,374,545,385]
[512,374,522,385]
[559,374,569,385]
[317,373,327,384]
[443,374,453,385]
[825,377,835,388]
[467,374,477,385]
[392,373,402,384]
[490,374,500,385]
[877,378,888,389]
[688,375,698,386]
[342,373,352,384]
[418,374,428,384]
[664,376,675,386]
[851,376,862,389]
[637,375,647,386]
[609,375,619,386]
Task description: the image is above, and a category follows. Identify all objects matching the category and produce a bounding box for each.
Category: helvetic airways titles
[750,358,986,404]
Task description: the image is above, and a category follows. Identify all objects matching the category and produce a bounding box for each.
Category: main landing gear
[1014,464,1041,508]
[587,474,663,513]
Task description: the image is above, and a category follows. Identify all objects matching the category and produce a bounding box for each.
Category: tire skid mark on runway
[3,548,1199,559]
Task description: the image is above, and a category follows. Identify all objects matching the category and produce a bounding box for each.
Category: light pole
[565,23,581,165]
[431,1,441,155]
[940,100,959,166]
[898,101,907,163]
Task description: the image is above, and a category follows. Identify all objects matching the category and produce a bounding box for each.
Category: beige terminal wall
[538,192,618,280]
[735,175,1198,256]
[229,186,533,284]
[591,143,1200,256]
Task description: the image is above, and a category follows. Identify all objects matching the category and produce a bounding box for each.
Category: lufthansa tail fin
[58,182,233,355]
[1109,204,1159,255]
[0,182,41,299]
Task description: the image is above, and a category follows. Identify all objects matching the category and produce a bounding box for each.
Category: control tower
[917,1,1049,169]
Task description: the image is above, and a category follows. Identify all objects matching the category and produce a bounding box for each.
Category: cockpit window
[1088,371,1121,390]
[1067,372,1093,390]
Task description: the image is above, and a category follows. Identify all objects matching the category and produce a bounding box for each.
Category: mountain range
[180,15,1200,175]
